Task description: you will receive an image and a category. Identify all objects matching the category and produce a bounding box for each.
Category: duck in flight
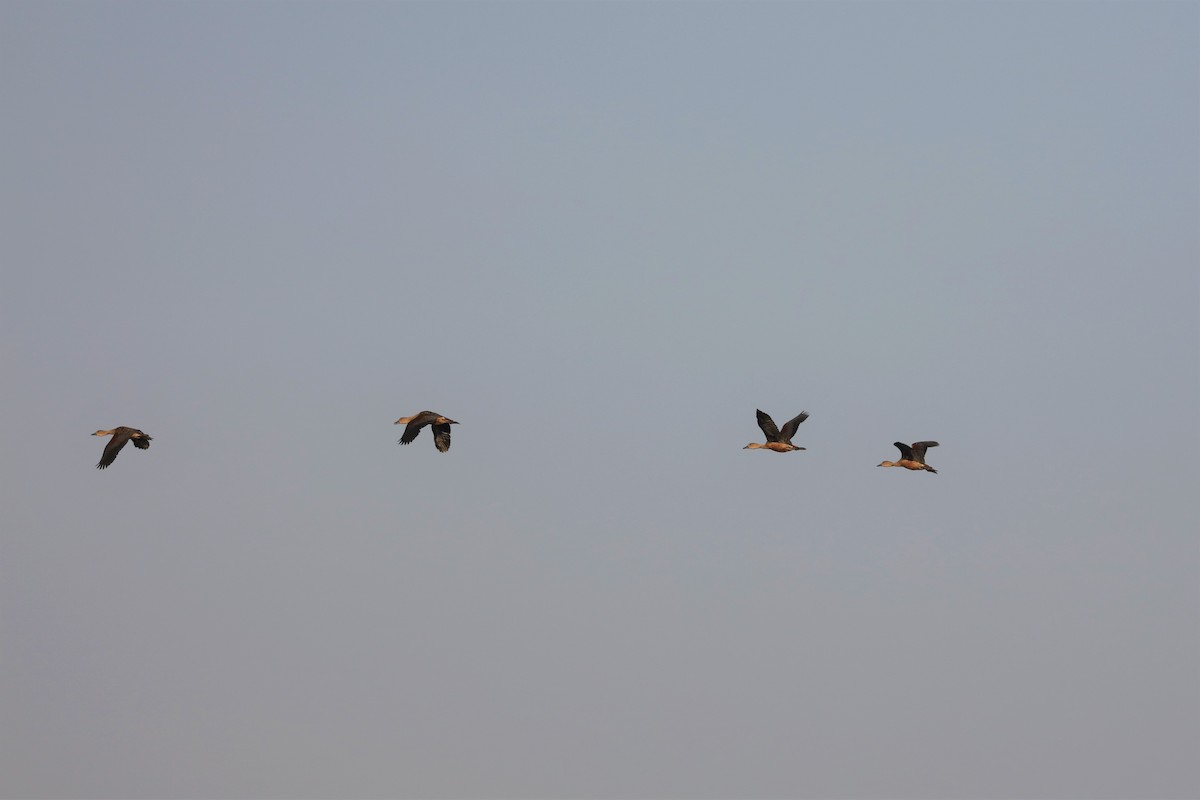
[92,427,152,469]
[395,411,458,452]
[744,409,809,452]
[878,441,939,473]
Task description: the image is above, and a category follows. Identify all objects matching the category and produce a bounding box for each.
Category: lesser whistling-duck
[744,409,809,452]
[92,427,152,469]
[878,441,939,474]
[395,411,458,453]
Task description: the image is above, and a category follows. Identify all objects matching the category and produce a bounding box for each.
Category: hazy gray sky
[2,2,1197,798]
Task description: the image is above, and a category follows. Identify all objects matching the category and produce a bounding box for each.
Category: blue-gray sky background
[2,2,1197,798]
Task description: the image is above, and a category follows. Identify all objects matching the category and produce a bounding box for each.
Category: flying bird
[744,409,809,452]
[878,441,939,474]
[394,411,458,453]
[92,427,152,469]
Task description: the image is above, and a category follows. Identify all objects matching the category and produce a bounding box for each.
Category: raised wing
[778,411,809,443]
[892,441,915,461]
[909,441,939,463]
[755,409,781,441]
[131,432,152,450]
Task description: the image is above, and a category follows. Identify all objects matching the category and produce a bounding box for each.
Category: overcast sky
[2,2,1197,798]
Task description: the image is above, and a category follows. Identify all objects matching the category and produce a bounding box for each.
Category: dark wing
[398,417,429,445]
[96,431,131,469]
[131,431,152,450]
[778,411,809,443]
[755,409,782,441]
[910,441,939,463]
[431,423,452,452]
[892,441,915,461]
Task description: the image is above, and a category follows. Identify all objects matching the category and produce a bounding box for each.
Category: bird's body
[92,427,152,469]
[878,441,939,473]
[394,411,458,452]
[744,409,809,452]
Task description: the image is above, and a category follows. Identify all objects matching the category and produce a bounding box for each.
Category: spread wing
[778,411,809,443]
[431,423,452,452]
[892,441,914,461]
[96,432,131,469]
[131,433,152,450]
[910,441,938,463]
[398,418,427,445]
[755,409,781,441]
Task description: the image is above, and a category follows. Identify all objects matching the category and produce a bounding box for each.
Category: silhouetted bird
[92,427,152,470]
[394,411,458,453]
